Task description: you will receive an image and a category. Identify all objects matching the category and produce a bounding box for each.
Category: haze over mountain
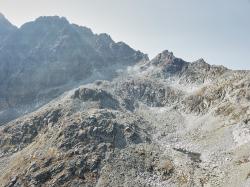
[0,14,249,187]
[0,15,147,125]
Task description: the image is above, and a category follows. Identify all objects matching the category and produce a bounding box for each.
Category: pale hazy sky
[0,0,249,69]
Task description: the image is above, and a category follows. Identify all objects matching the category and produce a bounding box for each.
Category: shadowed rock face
[0,15,148,125]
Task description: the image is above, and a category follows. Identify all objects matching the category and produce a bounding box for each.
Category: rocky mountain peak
[195,58,206,63]
[192,58,210,69]
[0,13,17,43]
[0,13,15,27]
[35,15,69,25]
[20,16,70,31]
[149,50,188,76]
[0,16,147,124]
[161,49,175,58]
[151,50,175,65]
[97,33,113,44]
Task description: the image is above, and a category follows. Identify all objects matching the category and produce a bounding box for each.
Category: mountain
[0,15,147,125]
[0,43,249,187]
[0,13,17,42]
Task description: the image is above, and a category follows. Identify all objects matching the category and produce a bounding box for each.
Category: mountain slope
[0,15,147,125]
[0,50,249,186]
[0,13,17,43]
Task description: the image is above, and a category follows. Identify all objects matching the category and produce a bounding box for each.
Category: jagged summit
[195,58,206,63]
[0,12,16,27]
[20,16,70,30]
[0,15,147,124]
[35,15,69,24]
[152,50,207,67]
[148,50,188,76]
[151,50,175,65]
[0,13,17,43]
[97,33,113,43]
[160,49,175,57]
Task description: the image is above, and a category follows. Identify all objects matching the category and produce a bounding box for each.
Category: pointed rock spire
[151,50,176,66]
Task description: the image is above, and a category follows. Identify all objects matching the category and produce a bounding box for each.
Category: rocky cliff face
[0,14,249,187]
[0,15,147,125]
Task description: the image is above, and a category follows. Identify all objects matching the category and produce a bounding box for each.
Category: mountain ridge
[0,13,17,43]
[0,14,147,125]
[0,50,249,186]
[0,13,249,187]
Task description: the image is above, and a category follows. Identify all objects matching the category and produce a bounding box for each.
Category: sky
[0,0,249,70]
